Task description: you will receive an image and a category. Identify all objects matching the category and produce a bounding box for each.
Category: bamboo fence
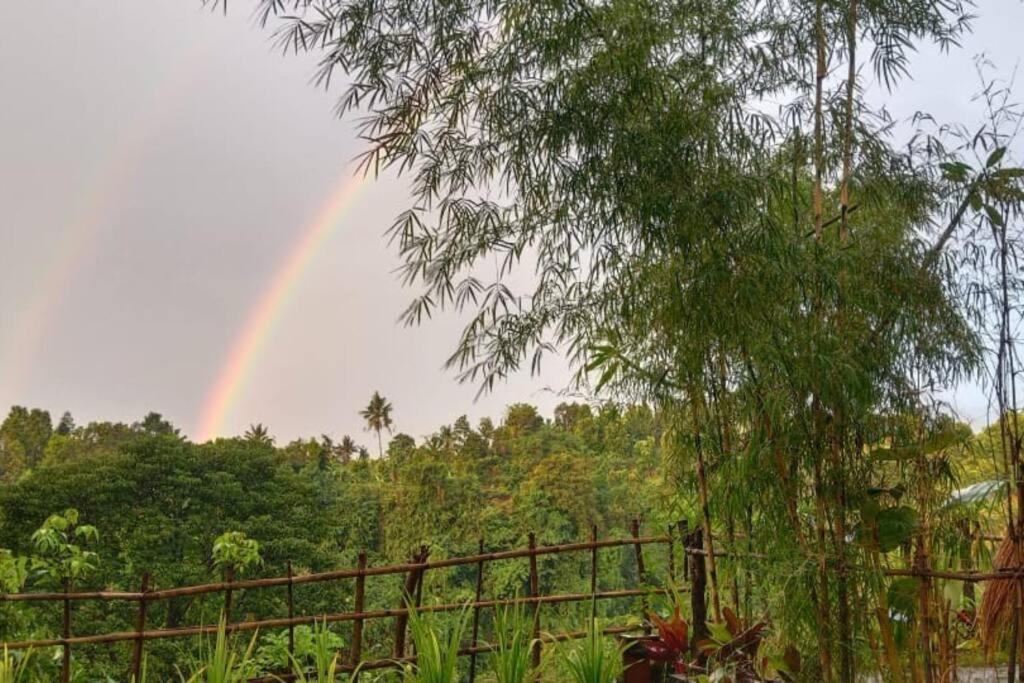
[0,521,694,682]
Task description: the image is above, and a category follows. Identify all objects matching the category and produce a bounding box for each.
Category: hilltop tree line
[0,399,676,678]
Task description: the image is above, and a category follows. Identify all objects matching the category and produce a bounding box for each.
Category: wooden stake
[590,525,599,623]
[631,519,649,621]
[62,579,71,683]
[667,524,676,585]
[350,552,366,680]
[528,533,541,668]
[286,562,295,658]
[394,547,428,659]
[686,527,708,655]
[129,573,150,682]
[223,567,235,622]
[468,539,485,683]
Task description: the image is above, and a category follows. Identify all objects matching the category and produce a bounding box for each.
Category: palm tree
[336,435,358,464]
[360,392,393,458]
[244,423,273,446]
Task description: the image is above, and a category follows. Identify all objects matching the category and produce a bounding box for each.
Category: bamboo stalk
[286,562,295,659]
[0,535,673,604]
[350,552,366,680]
[62,579,71,683]
[468,539,485,683]
[129,573,150,682]
[528,533,541,668]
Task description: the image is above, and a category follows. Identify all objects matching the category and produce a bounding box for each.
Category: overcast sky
[0,2,1021,443]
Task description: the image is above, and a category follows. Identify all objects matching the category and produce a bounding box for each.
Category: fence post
[394,546,429,659]
[630,519,649,623]
[223,567,235,622]
[129,573,150,682]
[668,524,676,586]
[915,537,934,683]
[62,579,71,683]
[469,538,486,683]
[678,520,689,581]
[350,552,367,681]
[590,525,599,623]
[286,562,295,659]
[528,532,541,668]
[686,526,708,656]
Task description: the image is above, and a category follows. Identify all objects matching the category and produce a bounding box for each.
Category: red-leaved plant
[642,607,691,675]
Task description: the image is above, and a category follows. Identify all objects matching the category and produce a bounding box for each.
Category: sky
[0,2,1021,443]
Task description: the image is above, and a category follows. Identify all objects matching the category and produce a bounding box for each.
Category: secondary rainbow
[195,169,369,442]
[0,47,208,398]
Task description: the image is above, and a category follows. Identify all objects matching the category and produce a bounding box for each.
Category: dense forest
[0,401,1014,680]
[0,401,677,679]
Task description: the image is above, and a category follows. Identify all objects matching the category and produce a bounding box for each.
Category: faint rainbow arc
[0,45,209,398]
[195,170,369,442]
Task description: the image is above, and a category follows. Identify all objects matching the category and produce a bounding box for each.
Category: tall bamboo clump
[247,0,1024,678]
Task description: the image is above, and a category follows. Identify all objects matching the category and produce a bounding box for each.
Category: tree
[133,412,180,438]
[244,423,274,446]
[336,435,358,464]
[55,412,75,436]
[238,1,1024,678]
[359,392,393,458]
[0,406,52,479]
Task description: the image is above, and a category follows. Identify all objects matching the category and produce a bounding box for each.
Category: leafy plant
[642,607,690,675]
[698,608,767,682]
[281,618,341,683]
[211,532,261,576]
[400,604,470,683]
[0,550,27,593]
[0,647,32,683]
[177,617,258,683]
[558,617,624,683]
[486,601,537,683]
[29,509,99,586]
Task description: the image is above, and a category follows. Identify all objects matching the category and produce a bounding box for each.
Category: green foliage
[0,550,27,593]
[177,617,258,683]
[277,618,341,683]
[400,604,471,683]
[211,532,262,576]
[556,616,624,683]
[28,509,99,586]
[0,647,33,683]
[486,601,537,683]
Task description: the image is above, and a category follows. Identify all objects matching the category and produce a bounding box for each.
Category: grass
[0,647,32,683]
[177,616,258,683]
[282,618,340,683]
[557,615,624,683]
[486,601,538,683]
[400,603,471,683]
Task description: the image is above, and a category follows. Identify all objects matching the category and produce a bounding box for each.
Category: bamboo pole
[630,519,649,622]
[0,535,673,603]
[528,533,541,669]
[350,552,366,680]
[590,525,599,623]
[394,547,428,659]
[686,527,708,655]
[468,539,485,683]
[223,567,235,622]
[1,585,688,651]
[129,573,150,682]
[62,579,71,683]
[286,562,295,659]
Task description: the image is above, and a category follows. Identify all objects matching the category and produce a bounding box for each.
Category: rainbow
[195,169,370,442]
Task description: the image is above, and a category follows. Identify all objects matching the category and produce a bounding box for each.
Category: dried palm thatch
[978,533,1024,655]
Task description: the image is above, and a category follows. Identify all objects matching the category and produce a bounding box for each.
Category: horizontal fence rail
[0,522,693,683]
[1,521,1016,682]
